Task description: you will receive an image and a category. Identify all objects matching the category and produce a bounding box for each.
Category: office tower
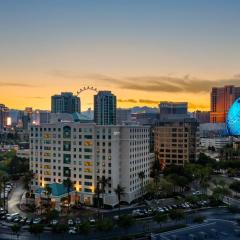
[159,101,188,120]
[116,108,131,124]
[154,118,199,169]
[51,92,81,114]
[30,122,152,207]
[193,111,210,123]
[132,112,159,125]
[94,91,116,125]
[210,85,240,123]
[0,104,9,131]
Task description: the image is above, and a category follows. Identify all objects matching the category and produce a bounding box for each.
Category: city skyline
[1,0,240,110]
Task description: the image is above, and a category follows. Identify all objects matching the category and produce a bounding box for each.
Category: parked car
[33,218,41,224]
[20,217,27,224]
[68,227,77,234]
[75,218,81,225]
[68,219,74,226]
[50,219,58,225]
[13,217,21,223]
[26,218,32,225]
[7,213,20,222]
[88,217,96,224]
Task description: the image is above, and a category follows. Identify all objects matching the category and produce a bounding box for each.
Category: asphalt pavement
[8,180,26,217]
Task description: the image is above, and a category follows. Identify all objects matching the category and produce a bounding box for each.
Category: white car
[33,218,41,224]
[88,217,96,224]
[68,227,77,234]
[50,219,58,225]
[68,219,74,226]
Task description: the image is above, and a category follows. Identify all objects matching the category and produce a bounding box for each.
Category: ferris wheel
[76,86,98,96]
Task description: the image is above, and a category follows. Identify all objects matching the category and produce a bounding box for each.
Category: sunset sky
[1,0,240,111]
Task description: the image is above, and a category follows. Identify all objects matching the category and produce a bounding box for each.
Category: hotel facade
[30,122,153,207]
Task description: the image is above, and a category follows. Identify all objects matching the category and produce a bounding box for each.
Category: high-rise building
[132,113,160,125]
[154,118,199,169]
[116,108,131,124]
[94,91,116,125]
[51,92,81,114]
[30,122,152,206]
[193,111,210,123]
[159,102,188,120]
[210,85,240,123]
[0,104,9,131]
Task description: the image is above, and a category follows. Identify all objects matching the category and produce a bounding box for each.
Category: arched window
[63,126,71,138]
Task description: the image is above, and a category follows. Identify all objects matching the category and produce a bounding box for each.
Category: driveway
[8,180,26,216]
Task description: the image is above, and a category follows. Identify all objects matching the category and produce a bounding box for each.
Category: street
[0,207,240,240]
[8,180,26,217]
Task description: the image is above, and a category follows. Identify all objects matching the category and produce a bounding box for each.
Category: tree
[153,213,168,226]
[46,209,59,221]
[77,221,91,235]
[114,184,125,214]
[212,187,230,202]
[94,182,102,219]
[169,209,185,222]
[63,177,73,213]
[51,224,68,234]
[23,170,35,191]
[99,176,109,204]
[118,215,135,235]
[29,224,44,240]
[11,224,21,240]
[44,184,52,208]
[145,181,160,199]
[138,171,145,201]
[96,218,114,232]
[150,156,161,184]
[159,178,174,196]
[0,174,9,211]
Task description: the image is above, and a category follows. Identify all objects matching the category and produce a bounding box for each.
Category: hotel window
[63,154,71,164]
[63,141,71,151]
[63,126,71,138]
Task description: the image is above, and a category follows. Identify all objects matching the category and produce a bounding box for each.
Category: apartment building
[30,122,152,207]
[154,118,199,169]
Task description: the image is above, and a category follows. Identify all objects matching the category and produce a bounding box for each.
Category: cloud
[118,99,138,103]
[188,102,209,110]
[26,96,45,99]
[118,98,209,110]
[0,82,36,87]
[50,70,240,94]
[139,99,160,104]
[120,76,240,93]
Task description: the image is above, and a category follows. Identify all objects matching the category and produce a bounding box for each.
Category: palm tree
[23,170,35,191]
[11,224,21,240]
[63,178,73,213]
[44,184,52,209]
[150,153,161,184]
[29,224,44,240]
[99,176,108,206]
[114,184,125,214]
[1,174,9,211]
[94,182,102,219]
[138,171,145,201]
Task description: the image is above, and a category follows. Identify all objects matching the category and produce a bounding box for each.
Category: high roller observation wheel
[76,86,98,96]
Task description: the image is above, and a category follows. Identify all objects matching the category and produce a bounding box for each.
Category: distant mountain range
[81,106,159,119]
[130,106,159,114]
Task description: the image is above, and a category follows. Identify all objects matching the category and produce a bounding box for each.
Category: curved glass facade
[226,97,240,136]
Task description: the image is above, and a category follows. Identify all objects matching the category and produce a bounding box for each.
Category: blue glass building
[226,97,240,136]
